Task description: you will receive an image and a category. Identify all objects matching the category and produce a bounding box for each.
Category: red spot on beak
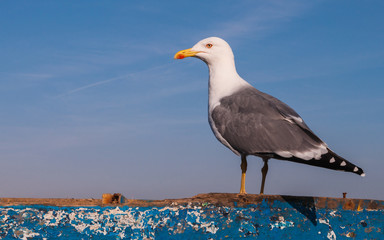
[176,54,185,59]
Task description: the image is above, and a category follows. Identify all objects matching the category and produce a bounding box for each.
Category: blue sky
[1,0,383,200]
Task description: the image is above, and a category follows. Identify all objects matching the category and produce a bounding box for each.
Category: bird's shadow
[281,195,317,226]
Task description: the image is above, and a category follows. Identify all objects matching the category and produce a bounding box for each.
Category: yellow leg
[240,155,247,194]
[260,158,269,195]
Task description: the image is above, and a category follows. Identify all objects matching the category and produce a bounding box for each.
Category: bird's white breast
[207,65,250,114]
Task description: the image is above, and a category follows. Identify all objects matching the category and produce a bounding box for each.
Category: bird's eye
[206,43,213,48]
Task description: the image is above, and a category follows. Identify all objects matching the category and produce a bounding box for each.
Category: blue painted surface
[0,199,383,239]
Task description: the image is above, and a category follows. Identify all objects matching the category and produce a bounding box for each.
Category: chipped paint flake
[270,216,294,230]
[319,218,336,240]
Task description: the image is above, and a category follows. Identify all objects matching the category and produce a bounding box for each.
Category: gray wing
[211,86,365,176]
[211,86,324,155]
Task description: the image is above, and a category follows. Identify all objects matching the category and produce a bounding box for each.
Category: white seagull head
[174,37,235,66]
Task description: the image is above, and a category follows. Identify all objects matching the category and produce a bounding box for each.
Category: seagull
[174,37,365,194]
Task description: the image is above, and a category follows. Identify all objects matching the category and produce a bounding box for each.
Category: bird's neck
[208,60,249,111]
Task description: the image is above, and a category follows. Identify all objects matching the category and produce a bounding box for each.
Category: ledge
[1,193,383,210]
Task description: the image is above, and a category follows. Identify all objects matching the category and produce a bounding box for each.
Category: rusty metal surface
[1,193,383,210]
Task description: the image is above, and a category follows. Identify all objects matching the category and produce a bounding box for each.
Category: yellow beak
[174,48,201,59]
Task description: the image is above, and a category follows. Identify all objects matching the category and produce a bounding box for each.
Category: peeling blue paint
[0,199,383,239]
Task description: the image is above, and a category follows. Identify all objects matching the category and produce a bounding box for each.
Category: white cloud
[57,62,177,97]
[206,0,314,40]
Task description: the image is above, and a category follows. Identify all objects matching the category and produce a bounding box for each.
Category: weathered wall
[1,193,383,239]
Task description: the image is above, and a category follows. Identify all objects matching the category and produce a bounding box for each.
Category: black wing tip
[325,149,366,176]
[266,150,366,177]
[352,166,365,177]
